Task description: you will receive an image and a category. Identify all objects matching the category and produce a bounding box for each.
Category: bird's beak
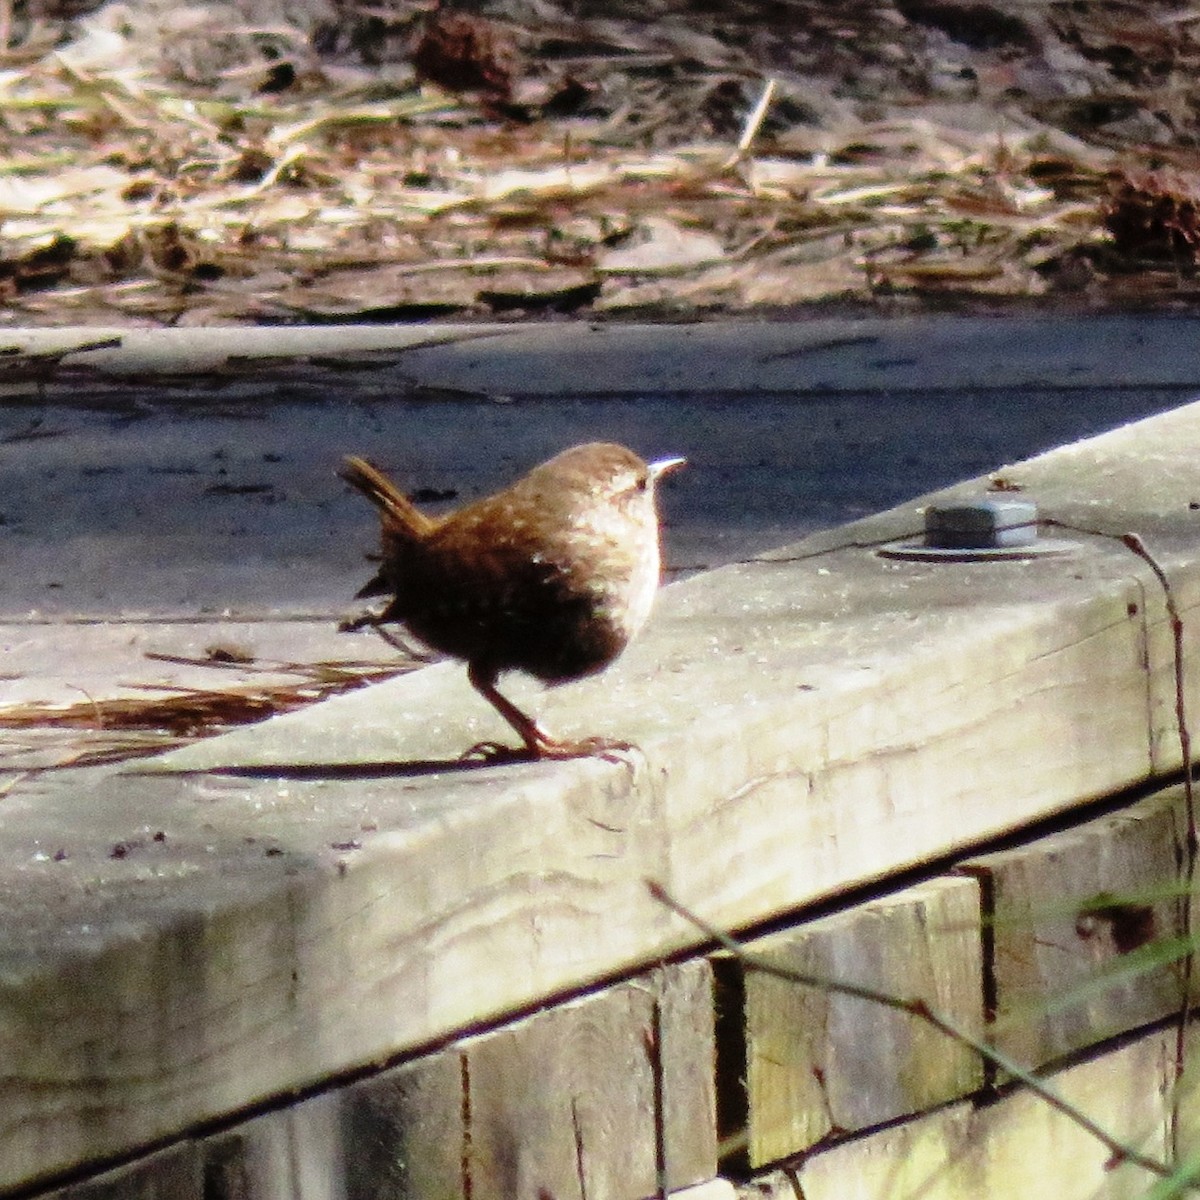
[648,456,686,481]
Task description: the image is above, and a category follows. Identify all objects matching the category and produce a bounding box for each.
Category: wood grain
[794,1027,1173,1200]
[737,878,983,1167]
[964,788,1189,1075]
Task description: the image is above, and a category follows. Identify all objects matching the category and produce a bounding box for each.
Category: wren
[339,442,684,760]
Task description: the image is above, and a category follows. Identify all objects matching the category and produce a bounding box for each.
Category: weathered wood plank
[44,1145,203,1200]
[56,963,712,1200]
[1168,1023,1200,1162]
[451,961,714,1200]
[669,1184,736,1200]
[203,1094,347,1200]
[732,878,983,1168]
[9,400,1200,1189]
[340,960,714,1200]
[793,1027,1172,1200]
[962,788,1188,1074]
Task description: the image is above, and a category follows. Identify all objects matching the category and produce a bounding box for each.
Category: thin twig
[733,77,776,160]
[1042,517,1200,1163]
[1119,531,1198,1162]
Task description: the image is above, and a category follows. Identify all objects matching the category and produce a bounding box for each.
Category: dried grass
[0,655,411,768]
[0,0,1197,320]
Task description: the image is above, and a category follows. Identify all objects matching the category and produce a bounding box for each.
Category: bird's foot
[460,736,635,764]
[460,740,536,764]
[338,611,381,634]
[535,735,636,763]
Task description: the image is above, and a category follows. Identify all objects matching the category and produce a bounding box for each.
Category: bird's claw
[459,736,636,765]
[539,736,636,763]
[460,741,535,764]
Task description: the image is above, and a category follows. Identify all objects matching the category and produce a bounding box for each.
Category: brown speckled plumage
[340,442,683,760]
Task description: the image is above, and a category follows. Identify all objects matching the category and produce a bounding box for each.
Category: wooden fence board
[734,878,983,1166]
[794,1028,1172,1200]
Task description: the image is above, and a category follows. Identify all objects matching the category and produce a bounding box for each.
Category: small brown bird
[339,442,684,760]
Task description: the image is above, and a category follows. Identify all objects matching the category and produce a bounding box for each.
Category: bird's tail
[339,456,437,540]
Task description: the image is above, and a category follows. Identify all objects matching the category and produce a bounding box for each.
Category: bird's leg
[464,662,630,762]
[464,661,555,760]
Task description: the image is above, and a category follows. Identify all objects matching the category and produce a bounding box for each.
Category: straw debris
[0,656,411,767]
[0,0,1196,320]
